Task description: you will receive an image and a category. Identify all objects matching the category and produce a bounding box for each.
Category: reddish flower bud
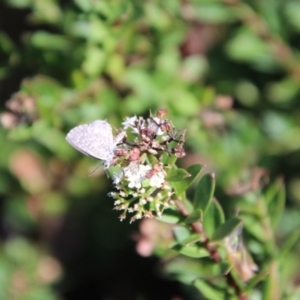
[157,108,168,119]
[114,149,128,157]
[173,145,186,158]
[129,147,140,161]
[146,169,156,179]
[160,121,172,132]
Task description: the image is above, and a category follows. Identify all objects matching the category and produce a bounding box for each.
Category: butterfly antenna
[88,163,103,176]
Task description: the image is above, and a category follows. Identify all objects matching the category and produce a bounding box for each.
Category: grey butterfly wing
[66,120,114,161]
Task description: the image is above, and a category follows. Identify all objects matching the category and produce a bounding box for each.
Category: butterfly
[66,120,124,168]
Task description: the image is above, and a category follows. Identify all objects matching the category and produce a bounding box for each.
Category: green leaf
[211,217,242,242]
[82,46,106,76]
[225,27,277,71]
[5,0,31,8]
[0,32,14,54]
[278,230,300,261]
[166,168,191,182]
[171,243,209,258]
[179,234,202,246]
[194,279,225,300]
[161,152,177,165]
[171,164,203,195]
[163,257,203,283]
[242,214,268,243]
[173,225,191,242]
[30,31,70,51]
[203,199,225,238]
[194,173,215,213]
[181,197,194,214]
[172,227,208,258]
[7,125,32,141]
[219,261,232,276]
[158,208,183,224]
[32,120,71,160]
[264,178,286,229]
[184,209,203,224]
[147,154,159,165]
[261,261,282,300]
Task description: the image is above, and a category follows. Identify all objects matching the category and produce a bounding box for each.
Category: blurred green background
[1,0,300,299]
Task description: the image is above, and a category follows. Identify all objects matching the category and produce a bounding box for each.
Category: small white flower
[146,196,154,202]
[114,200,121,205]
[119,214,126,221]
[119,191,127,197]
[162,184,172,190]
[157,211,162,217]
[140,198,147,205]
[123,162,136,177]
[148,117,164,135]
[149,171,165,188]
[123,163,151,189]
[135,213,142,219]
[132,127,140,134]
[128,178,142,189]
[113,172,123,185]
[108,192,117,197]
[128,207,134,213]
[122,116,137,129]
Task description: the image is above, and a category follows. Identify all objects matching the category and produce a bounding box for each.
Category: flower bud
[157,108,168,119]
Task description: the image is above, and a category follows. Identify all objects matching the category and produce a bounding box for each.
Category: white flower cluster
[123,163,152,189]
[106,110,184,223]
[120,162,165,189]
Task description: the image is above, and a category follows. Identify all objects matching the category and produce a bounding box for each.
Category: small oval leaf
[173,225,191,242]
[166,168,191,182]
[194,279,225,300]
[211,217,242,242]
[171,164,203,195]
[265,178,286,229]
[158,208,183,224]
[171,243,209,258]
[278,229,300,260]
[194,173,215,213]
[179,233,202,246]
[184,209,203,224]
[203,199,225,238]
